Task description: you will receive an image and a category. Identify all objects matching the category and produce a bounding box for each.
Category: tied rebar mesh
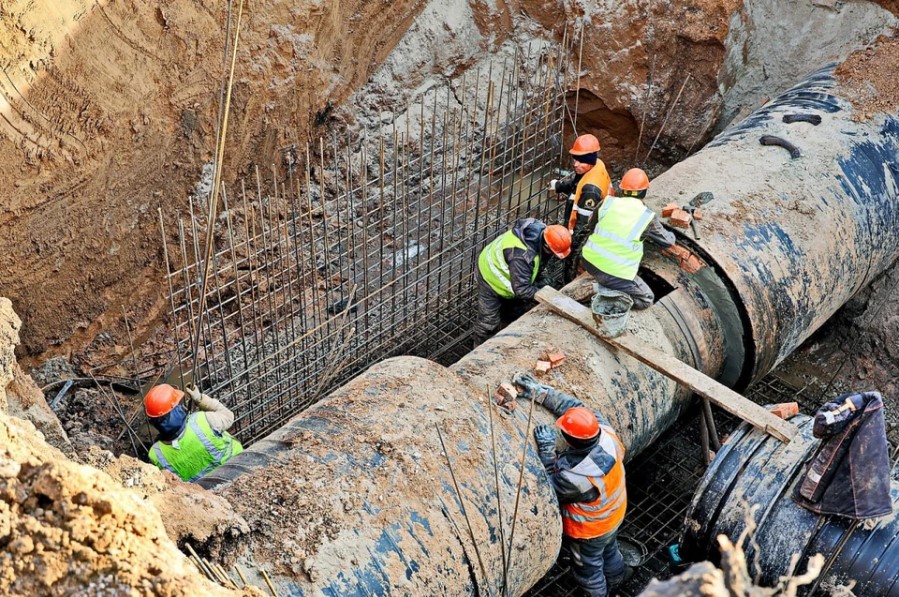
[160,44,575,443]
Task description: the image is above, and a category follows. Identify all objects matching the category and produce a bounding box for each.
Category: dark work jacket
[793,392,893,519]
[504,218,548,301]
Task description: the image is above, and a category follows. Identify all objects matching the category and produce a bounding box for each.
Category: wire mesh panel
[160,44,573,443]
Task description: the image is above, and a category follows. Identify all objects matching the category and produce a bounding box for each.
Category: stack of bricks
[662,245,704,274]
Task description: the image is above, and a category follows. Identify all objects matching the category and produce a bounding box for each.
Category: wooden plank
[535,287,797,443]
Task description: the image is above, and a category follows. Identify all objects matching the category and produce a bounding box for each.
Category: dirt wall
[0,0,427,361]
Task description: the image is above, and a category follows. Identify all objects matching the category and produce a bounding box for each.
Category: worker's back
[149,412,243,482]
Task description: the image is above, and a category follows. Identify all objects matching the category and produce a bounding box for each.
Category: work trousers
[564,216,592,284]
[582,259,654,310]
[473,272,532,345]
[564,529,626,597]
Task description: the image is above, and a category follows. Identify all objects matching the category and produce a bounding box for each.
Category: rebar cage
[161,42,576,443]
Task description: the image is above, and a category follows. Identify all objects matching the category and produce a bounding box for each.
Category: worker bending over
[513,373,628,597]
[474,218,572,345]
[581,168,674,309]
[144,383,243,482]
[549,134,613,282]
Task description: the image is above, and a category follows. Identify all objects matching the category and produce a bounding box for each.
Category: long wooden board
[535,287,797,443]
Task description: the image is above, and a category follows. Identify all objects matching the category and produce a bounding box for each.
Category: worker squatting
[140,134,679,596]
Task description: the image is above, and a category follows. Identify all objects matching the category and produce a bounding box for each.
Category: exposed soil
[0,411,255,596]
[836,35,899,120]
[0,0,428,363]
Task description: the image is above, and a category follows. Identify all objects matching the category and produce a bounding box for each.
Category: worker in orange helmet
[145,383,243,482]
[512,372,629,597]
[581,167,674,310]
[549,134,614,282]
[474,219,572,345]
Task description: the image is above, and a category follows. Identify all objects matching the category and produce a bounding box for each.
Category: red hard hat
[570,134,600,156]
[556,406,600,440]
[144,384,184,417]
[620,168,650,192]
[544,225,572,258]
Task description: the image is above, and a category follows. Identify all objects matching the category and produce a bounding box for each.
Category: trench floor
[524,372,826,596]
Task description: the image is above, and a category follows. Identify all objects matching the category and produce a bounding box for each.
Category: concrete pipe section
[200,65,899,596]
[682,415,899,595]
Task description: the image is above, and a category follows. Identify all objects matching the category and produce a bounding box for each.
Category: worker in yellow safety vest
[549,134,614,283]
[512,372,629,597]
[581,168,674,309]
[474,218,571,345]
[145,383,243,482]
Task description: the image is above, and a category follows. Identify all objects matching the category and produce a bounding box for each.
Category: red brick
[548,351,566,368]
[769,402,799,420]
[494,382,518,402]
[668,208,692,228]
[682,255,704,274]
[534,360,552,376]
[692,208,703,221]
[661,203,678,217]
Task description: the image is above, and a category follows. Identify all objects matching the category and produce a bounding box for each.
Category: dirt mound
[836,35,899,120]
[0,411,248,596]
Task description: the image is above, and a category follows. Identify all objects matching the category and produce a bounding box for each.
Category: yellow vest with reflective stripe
[477,231,540,299]
[148,412,244,482]
[561,426,627,539]
[581,196,654,280]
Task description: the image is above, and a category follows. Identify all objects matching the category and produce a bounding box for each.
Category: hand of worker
[534,424,557,454]
[184,384,203,404]
[548,179,558,192]
[512,372,546,404]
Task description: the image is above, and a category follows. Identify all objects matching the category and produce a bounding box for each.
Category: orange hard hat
[556,406,600,440]
[144,384,184,417]
[544,225,572,258]
[569,134,600,156]
[620,168,650,192]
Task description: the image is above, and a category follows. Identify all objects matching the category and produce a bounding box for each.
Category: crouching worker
[513,372,629,597]
[474,218,572,345]
[144,383,243,482]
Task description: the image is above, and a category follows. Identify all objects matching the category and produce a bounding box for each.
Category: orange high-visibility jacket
[559,425,627,539]
[567,162,612,232]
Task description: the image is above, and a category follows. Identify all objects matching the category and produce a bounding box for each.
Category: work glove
[548,179,558,192]
[534,424,557,463]
[184,384,203,404]
[512,372,550,405]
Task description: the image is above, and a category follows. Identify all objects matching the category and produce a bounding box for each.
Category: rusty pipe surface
[201,65,899,596]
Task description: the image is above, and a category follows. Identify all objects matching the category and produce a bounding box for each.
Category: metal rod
[435,422,491,597]
[488,387,509,597]
[505,392,537,576]
[643,73,692,165]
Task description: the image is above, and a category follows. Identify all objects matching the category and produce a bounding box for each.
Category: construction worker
[474,218,572,344]
[512,372,628,597]
[144,383,243,482]
[549,134,613,283]
[581,168,674,309]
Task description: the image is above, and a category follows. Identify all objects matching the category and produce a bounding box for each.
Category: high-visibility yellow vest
[561,426,627,539]
[581,196,654,280]
[477,231,540,299]
[567,162,612,231]
[149,412,243,482]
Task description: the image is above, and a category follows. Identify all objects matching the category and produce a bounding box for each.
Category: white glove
[185,385,203,404]
[549,179,558,192]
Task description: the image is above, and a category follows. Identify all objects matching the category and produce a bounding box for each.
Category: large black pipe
[201,65,899,595]
[682,415,899,595]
